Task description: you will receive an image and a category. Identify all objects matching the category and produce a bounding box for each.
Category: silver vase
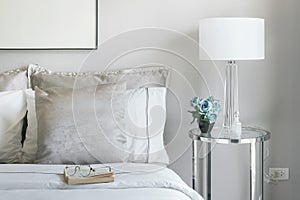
[198,120,215,134]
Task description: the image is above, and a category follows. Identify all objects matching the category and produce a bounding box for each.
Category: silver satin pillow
[0,67,28,91]
[29,64,170,90]
[35,82,128,164]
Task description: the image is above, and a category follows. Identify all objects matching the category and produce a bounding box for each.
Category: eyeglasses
[65,165,112,177]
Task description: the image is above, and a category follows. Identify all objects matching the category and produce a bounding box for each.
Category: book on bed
[64,165,114,185]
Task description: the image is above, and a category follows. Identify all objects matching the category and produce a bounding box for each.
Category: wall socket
[269,168,289,180]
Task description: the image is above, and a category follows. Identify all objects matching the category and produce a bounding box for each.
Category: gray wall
[0,0,299,200]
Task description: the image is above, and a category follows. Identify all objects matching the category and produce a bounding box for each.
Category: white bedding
[0,163,202,200]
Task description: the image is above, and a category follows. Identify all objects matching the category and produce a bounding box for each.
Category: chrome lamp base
[223,61,242,136]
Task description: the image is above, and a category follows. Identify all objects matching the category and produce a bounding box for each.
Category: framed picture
[0,0,98,50]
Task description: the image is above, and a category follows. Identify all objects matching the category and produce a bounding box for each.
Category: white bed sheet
[0,163,203,200]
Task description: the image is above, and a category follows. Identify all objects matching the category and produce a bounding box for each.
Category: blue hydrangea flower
[206,113,217,122]
[190,96,202,108]
[213,100,221,113]
[199,100,212,113]
[189,96,221,124]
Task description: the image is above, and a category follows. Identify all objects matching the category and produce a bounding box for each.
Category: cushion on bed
[0,67,29,162]
[0,90,27,163]
[0,67,28,91]
[21,89,37,163]
[125,87,169,164]
[34,82,128,164]
[23,64,170,164]
[29,64,170,90]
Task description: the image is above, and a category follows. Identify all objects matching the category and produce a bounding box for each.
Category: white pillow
[125,87,169,164]
[21,89,37,163]
[0,90,27,163]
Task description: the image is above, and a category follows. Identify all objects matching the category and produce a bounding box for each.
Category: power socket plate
[269,168,289,180]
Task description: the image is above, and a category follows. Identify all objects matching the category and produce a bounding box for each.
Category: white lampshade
[199,18,265,60]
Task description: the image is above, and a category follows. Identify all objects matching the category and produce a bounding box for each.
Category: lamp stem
[223,61,242,135]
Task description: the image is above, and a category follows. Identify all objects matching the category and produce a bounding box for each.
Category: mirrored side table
[189,127,271,200]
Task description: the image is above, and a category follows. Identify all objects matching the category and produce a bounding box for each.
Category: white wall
[0,0,299,200]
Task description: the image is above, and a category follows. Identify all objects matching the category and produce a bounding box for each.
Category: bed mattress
[0,163,202,200]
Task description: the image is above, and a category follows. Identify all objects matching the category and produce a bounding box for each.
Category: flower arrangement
[189,96,221,124]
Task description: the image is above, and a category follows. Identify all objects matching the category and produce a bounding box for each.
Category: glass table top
[189,126,271,144]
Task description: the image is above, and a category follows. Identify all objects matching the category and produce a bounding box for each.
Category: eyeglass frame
[65,165,112,177]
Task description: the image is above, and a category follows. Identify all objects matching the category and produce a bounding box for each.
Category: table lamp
[199,17,265,136]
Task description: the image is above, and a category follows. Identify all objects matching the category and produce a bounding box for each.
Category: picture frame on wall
[0,0,98,50]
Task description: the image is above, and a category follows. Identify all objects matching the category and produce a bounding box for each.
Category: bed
[0,65,202,200]
[0,163,201,200]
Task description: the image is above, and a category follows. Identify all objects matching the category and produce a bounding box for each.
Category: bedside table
[189,127,271,200]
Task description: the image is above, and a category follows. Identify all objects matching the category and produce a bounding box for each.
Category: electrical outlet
[269,168,289,180]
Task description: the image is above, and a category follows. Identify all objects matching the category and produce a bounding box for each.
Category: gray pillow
[35,82,128,164]
[0,67,28,91]
[29,64,170,90]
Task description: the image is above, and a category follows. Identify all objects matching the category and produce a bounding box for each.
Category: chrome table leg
[192,140,211,200]
[250,142,263,200]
